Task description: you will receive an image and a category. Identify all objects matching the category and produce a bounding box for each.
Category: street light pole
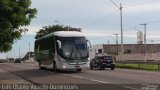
[140,23,147,62]
[111,0,124,61]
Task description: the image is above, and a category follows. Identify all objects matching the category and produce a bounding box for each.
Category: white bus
[35,31,91,72]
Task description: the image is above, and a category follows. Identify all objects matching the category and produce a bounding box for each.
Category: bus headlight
[63,65,66,68]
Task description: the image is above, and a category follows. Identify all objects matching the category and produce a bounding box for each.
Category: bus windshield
[58,37,88,60]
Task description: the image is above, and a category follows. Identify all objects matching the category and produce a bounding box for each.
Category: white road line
[7,64,150,90]
[22,66,34,70]
[14,65,109,84]
[89,79,109,84]
[114,69,153,78]
[60,74,109,84]
[12,64,34,70]
[118,69,160,75]
[122,86,141,90]
[131,74,152,78]
[60,74,142,90]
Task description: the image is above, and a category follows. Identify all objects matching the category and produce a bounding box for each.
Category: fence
[116,53,160,61]
[116,61,160,70]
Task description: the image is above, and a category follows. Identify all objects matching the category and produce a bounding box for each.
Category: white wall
[89,44,103,60]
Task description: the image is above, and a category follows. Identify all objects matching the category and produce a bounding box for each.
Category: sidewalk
[0,68,31,84]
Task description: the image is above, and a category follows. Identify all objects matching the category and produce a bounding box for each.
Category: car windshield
[96,56,112,60]
[104,56,112,60]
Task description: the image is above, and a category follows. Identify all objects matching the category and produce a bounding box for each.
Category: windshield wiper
[75,44,84,59]
[70,48,73,59]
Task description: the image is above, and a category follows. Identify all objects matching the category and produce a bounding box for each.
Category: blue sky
[1,0,160,59]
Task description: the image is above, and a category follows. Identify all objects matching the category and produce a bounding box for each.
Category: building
[21,52,35,63]
[89,44,103,59]
[137,31,143,44]
[90,44,160,61]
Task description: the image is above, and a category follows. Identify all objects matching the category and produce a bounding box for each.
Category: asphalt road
[0,63,160,90]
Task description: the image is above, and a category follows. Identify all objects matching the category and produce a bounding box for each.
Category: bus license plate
[75,66,80,68]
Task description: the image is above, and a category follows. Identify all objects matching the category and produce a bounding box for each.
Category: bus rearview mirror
[86,40,91,48]
[57,40,62,49]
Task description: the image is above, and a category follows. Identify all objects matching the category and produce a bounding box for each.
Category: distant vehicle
[35,31,91,72]
[90,54,115,70]
[14,59,21,63]
[0,60,5,63]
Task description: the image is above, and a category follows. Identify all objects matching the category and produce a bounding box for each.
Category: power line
[87,10,118,26]
[146,19,160,24]
[110,0,124,61]
[125,0,160,8]
[135,19,160,27]
[87,0,160,28]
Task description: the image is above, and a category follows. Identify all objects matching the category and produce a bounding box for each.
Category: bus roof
[53,31,85,37]
[37,31,85,40]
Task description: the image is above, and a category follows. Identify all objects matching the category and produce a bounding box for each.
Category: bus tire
[53,61,59,72]
[38,60,41,67]
[39,60,46,70]
[90,66,93,70]
[39,66,46,70]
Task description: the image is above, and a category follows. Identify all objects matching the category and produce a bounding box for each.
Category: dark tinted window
[104,56,112,60]
[96,56,112,60]
[96,57,104,60]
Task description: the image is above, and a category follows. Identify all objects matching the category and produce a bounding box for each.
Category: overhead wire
[125,0,160,8]
[84,0,160,34]
[146,19,160,24]
[88,0,160,27]
[85,0,119,27]
[122,0,160,32]
[87,10,118,26]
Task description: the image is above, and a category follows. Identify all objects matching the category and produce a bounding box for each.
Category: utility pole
[111,0,124,61]
[113,34,119,56]
[140,23,147,62]
[14,49,15,59]
[108,40,110,44]
[29,42,31,61]
[11,50,13,62]
[19,46,20,60]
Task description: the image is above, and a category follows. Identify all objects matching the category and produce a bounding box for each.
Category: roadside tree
[35,25,81,39]
[0,0,37,52]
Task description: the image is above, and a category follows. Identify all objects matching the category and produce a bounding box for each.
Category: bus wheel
[39,60,46,70]
[53,62,59,72]
[90,66,93,70]
[39,66,46,70]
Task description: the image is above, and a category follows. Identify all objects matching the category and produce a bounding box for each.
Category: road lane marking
[11,64,34,70]
[122,85,141,90]
[60,74,109,84]
[4,64,148,90]
[22,66,34,70]
[118,69,160,75]
[10,65,110,84]
[113,69,153,78]
[60,74,142,90]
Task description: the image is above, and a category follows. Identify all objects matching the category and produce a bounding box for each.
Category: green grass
[116,63,160,71]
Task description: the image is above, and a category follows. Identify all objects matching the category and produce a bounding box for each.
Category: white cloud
[24,26,41,35]
[125,3,160,14]
[24,0,160,41]
[83,28,160,39]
